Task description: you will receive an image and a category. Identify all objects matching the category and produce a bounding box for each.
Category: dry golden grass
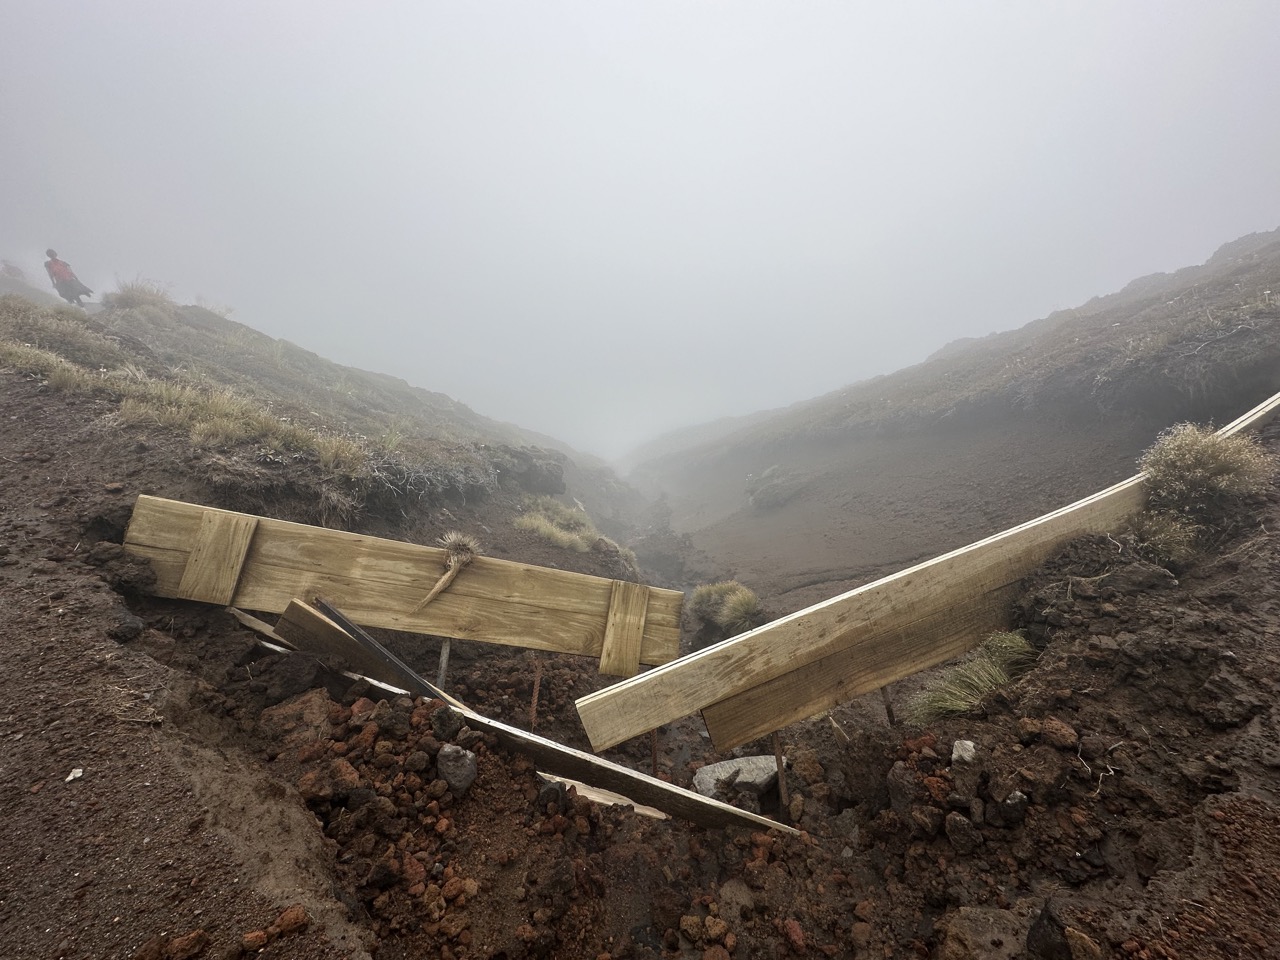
[1140,423,1274,513]
[688,580,765,639]
[717,586,765,634]
[1127,510,1202,566]
[102,279,176,313]
[514,513,588,551]
[515,496,601,551]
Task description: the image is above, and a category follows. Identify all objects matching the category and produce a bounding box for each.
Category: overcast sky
[3,3,1279,460]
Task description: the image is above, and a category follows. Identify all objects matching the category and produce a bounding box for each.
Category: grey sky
[3,3,1279,460]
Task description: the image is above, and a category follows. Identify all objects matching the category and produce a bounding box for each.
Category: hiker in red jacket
[44,249,93,306]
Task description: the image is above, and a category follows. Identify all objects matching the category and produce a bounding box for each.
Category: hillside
[628,229,1280,612]
[4,234,1280,960]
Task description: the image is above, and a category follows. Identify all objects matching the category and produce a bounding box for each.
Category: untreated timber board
[598,581,649,677]
[177,511,259,604]
[124,496,682,666]
[274,600,418,693]
[577,388,1280,753]
[286,599,794,834]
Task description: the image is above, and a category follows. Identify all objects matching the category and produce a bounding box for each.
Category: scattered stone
[782,917,806,953]
[909,804,945,837]
[1039,717,1079,750]
[164,928,208,960]
[988,793,1029,829]
[240,930,269,952]
[436,744,478,796]
[274,904,308,935]
[1026,899,1072,960]
[1017,718,1042,743]
[704,915,730,943]
[944,812,984,854]
[790,748,825,785]
[693,757,778,798]
[937,906,1029,960]
[432,706,465,742]
[679,915,704,943]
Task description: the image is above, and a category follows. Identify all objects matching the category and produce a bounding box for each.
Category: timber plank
[274,600,414,692]
[701,584,1022,748]
[578,388,1280,753]
[297,599,794,834]
[176,511,258,604]
[124,496,682,665]
[598,581,649,677]
[576,476,1146,752]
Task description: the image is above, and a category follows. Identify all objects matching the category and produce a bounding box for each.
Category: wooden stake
[651,729,659,778]
[437,638,452,688]
[881,683,897,726]
[773,732,789,809]
[529,653,543,731]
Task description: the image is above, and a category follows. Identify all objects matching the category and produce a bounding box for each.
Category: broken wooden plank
[274,599,420,694]
[176,510,258,604]
[124,496,682,666]
[578,387,1280,753]
[295,598,795,834]
[311,597,469,710]
[598,581,649,677]
[226,606,293,649]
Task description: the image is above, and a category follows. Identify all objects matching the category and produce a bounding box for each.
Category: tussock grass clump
[981,630,1037,673]
[1140,423,1273,514]
[904,658,1011,726]
[102,280,176,313]
[515,496,600,551]
[718,586,765,634]
[1132,423,1274,564]
[1127,511,1202,566]
[515,513,587,550]
[904,630,1038,725]
[314,434,368,474]
[688,580,766,646]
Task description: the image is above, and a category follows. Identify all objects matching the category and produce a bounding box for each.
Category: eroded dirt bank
[4,370,1280,959]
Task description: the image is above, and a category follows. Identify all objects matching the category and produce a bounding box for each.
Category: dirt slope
[629,229,1280,613]
[4,229,1280,959]
[5,355,1280,959]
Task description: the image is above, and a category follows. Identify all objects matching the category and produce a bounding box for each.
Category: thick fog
[3,3,1279,460]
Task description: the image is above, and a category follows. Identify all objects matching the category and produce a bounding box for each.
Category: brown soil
[6,343,1280,958]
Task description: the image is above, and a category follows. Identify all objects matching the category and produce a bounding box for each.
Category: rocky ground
[5,341,1280,959]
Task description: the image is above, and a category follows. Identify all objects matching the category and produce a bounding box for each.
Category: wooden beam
[576,388,1280,753]
[286,599,794,834]
[124,496,682,666]
[576,476,1145,752]
[598,581,649,677]
[176,510,258,604]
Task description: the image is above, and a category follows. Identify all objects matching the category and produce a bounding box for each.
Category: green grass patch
[904,630,1038,725]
